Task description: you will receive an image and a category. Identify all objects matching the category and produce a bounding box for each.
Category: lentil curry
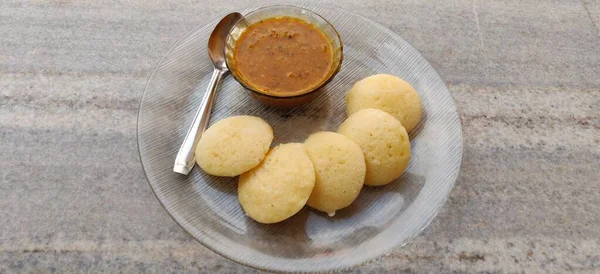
[233,17,334,95]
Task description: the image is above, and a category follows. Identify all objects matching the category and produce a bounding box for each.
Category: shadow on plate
[234,172,425,259]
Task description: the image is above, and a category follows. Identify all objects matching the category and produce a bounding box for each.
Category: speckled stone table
[1,0,599,273]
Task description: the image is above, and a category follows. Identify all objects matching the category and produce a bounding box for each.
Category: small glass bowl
[225,5,343,107]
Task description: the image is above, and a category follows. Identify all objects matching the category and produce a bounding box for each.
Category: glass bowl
[224,5,343,107]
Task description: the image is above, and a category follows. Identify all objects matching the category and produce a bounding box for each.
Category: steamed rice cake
[338,108,411,186]
[195,115,273,176]
[238,143,316,223]
[346,74,423,133]
[304,131,366,216]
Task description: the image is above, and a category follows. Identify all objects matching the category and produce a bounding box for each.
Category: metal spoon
[173,12,244,175]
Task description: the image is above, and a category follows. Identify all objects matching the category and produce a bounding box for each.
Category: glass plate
[137,4,462,272]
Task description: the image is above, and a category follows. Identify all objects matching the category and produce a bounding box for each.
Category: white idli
[195,115,273,176]
[338,108,411,186]
[304,131,366,216]
[346,74,423,133]
[238,143,315,224]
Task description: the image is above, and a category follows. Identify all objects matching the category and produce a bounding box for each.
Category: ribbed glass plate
[138,4,462,272]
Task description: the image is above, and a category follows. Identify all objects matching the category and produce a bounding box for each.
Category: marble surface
[1,0,599,273]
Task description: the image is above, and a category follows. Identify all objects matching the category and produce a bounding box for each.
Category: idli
[238,143,315,224]
[195,115,273,176]
[346,74,423,133]
[338,108,411,186]
[304,131,366,216]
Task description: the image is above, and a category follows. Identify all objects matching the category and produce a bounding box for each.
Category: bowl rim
[224,4,344,99]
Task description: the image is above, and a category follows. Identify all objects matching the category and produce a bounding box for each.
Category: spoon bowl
[208,13,243,71]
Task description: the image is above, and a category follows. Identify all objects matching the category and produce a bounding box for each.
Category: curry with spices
[233,17,334,95]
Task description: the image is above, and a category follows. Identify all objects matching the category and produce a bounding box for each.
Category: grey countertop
[1,0,599,273]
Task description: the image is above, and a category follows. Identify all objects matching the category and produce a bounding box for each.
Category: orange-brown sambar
[233,17,334,95]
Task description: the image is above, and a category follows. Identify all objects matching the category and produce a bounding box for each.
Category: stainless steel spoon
[173,12,244,175]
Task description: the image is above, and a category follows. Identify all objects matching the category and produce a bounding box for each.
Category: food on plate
[338,108,411,186]
[304,131,366,216]
[346,74,423,133]
[194,71,422,222]
[195,115,273,176]
[238,143,316,224]
[232,17,334,95]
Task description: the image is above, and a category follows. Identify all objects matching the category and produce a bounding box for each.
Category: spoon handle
[173,68,226,175]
